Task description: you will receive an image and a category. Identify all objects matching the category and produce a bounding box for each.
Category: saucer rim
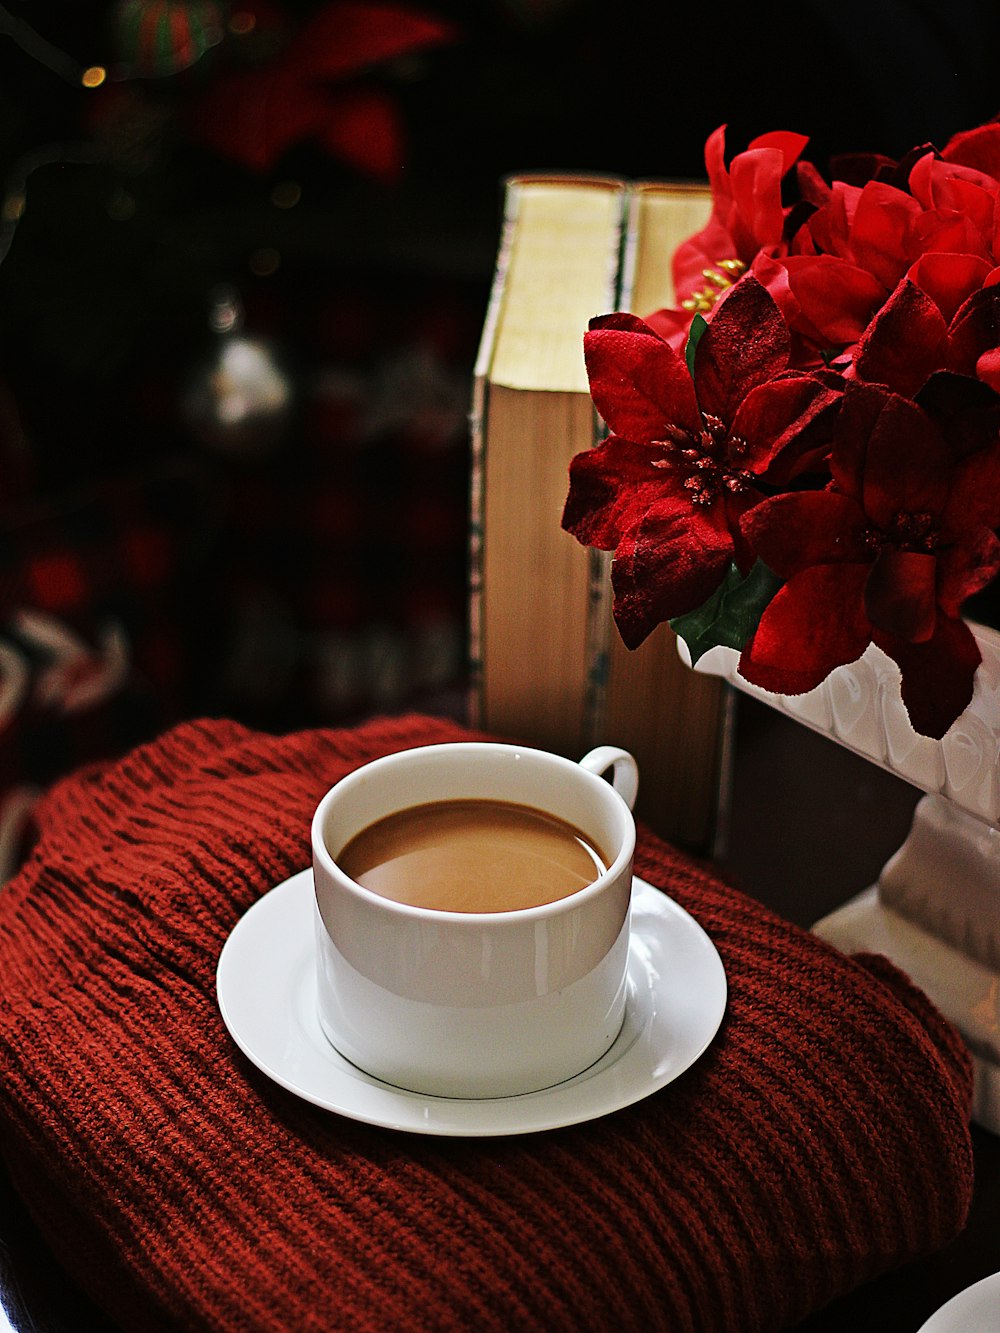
[216,870,727,1137]
[916,1271,1000,1332]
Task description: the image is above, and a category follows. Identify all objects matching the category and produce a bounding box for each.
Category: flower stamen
[701,413,726,439]
[683,474,717,505]
[650,413,756,507]
[681,258,748,312]
[865,511,942,553]
[724,471,755,493]
[893,511,939,550]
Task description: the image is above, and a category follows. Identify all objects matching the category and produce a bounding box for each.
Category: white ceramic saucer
[916,1272,1000,1332]
[216,871,727,1137]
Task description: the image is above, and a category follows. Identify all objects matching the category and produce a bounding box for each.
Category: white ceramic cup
[310,741,639,1098]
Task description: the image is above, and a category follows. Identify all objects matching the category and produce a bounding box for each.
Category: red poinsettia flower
[674,125,808,297]
[562,278,839,648]
[799,178,921,288]
[646,125,807,349]
[774,178,922,357]
[764,129,1000,366]
[852,272,1000,398]
[186,2,457,178]
[907,150,999,260]
[738,382,1000,736]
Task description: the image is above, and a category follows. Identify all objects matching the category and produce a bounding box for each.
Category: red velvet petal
[941,122,1000,177]
[610,500,734,647]
[832,384,951,528]
[584,315,700,440]
[936,527,1000,616]
[976,346,1000,392]
[853,279,947,397]
[749,253,799,323]
[796,159,831,208]
[829,151,899,187]
[864,548,938,642]
[693,277,789,422]
[724,491,763,574]
[731,374,840,478]
[672,222,740,304]
[848,181,920,290]
[860,391,952,528]
[562,435,677,550]
[738,563,872,694]
[704,124,729,197]
[741,490,869,578]
[876,615,982,738]
[931,176,995,242]
[913,210,991,262]
[915,369,1000,462]
[729,146,792,252]
[783,256,886,346]
[948,285,1000,378]
[908,152,998,221]
[747,254,833,368]
[830,381,886,499]
[945,439,1000,532]
[642,305,693,354]
[803,183,856,261]
[670,124,742,293]
[747,131,810,173]
[909,253,993,325]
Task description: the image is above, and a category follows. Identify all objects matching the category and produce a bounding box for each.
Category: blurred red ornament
[113,0,226,78]
[185,2,458,178]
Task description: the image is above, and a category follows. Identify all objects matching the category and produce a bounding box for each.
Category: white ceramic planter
[683,623,1000,1134]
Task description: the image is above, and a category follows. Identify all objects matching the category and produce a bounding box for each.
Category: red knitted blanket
[0,715,974,1332]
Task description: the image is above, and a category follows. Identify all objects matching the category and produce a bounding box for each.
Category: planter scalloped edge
[683,621,1000,827]
[684,622,1000,1134]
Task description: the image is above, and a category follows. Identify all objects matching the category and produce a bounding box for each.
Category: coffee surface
[337,799,608,912]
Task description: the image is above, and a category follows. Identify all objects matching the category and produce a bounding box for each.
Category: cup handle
[578,746,639,811]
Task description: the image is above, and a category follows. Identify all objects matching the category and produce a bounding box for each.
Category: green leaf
[684,314,708,378]
[669,560,782,665]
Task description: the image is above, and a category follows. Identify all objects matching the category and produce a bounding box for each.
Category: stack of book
[470,173,731,852]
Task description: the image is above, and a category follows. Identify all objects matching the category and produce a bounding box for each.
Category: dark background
[1,3,999,1329]
[2,0,999,811]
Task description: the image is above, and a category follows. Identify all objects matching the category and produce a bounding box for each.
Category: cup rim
[310,741,636,924]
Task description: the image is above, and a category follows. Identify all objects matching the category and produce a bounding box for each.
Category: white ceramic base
[813,887,1000,1134]
[688,627,1000,1135]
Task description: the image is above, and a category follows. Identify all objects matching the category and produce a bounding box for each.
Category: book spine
[467,183,521,726]
[469,176,628,744]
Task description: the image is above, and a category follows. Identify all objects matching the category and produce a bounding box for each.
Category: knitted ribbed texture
[0,715,974,1333]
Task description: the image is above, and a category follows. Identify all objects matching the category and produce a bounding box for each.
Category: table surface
[1,695,997,1333]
